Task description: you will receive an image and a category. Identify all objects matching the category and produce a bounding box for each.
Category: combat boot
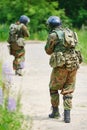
[49,107,60,118]
[64,110,70,123]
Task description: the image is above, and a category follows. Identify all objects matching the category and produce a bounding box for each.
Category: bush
[76,29,87,63]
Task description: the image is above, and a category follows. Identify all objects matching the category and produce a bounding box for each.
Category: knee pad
[49,89,58,95]
[63,95,73,100]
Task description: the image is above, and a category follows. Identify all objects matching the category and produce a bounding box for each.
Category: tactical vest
[49,29,80,71]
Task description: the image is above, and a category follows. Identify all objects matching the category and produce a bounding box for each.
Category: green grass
[76,29,87,63]
[0,62,32,130]
[0,92,32,130]
[0,105,32,130]
[0,106,24,130]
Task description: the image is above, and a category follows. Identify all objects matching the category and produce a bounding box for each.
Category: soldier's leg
[13,57,23,76]
[49,89,60,118]
[61,70,77,123]
[13,57,19,70]
[49,68,68,118]
[63,94,72,123]
[13,50,25,76]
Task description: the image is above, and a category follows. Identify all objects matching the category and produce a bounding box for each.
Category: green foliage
[0,24,9,41]
[29,1,71,38]
[76,29,87,63]
[0,106,24,130]
[58,0,87,28]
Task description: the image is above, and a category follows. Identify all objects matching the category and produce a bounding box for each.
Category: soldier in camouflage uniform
[45,16,82,123]
[8,15,30,76]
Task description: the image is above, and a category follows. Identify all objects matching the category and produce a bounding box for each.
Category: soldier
[45,16,82,123]
[8,15,30,76]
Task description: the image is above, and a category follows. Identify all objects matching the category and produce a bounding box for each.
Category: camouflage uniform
[45,27,78,111]
[8,22,29,74]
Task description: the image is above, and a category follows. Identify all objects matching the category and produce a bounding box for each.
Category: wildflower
[0,88,3,105]
[2,61,13,85]
[7,97,16,111]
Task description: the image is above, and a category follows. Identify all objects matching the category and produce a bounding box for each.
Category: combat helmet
[19,15,30,25]
[46,16,61,28]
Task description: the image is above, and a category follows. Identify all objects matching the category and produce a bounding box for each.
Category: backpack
[8,23,23,43]
[7,23,26,53]
[54,28,78,48]
[63,28,78,48]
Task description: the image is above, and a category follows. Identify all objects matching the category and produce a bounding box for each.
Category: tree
[58,0,87,28]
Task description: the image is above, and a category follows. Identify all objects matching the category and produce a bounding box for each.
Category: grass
[0,106,24,130]
[0,89,32,130]
[0,62,32,130]
[77,29,87,63]
[0,62,3,86]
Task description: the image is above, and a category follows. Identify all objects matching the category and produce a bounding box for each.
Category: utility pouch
[16,38,25,47]
[64,50,80,71]
[75,50,83,64]
[49,52,65,68]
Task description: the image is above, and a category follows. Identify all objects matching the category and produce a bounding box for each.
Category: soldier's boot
[49,107,60,118]
[64,110,70,123]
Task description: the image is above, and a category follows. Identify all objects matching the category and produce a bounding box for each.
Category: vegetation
[0,62,32,130]
[0,106,24,130]
[58,0,87,28]
[0,62,2,86]
[0,105,32,130]
[77,29,87,63]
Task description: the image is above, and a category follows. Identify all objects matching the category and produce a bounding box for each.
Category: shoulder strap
[52,29,64,40]
[52,29,64,46]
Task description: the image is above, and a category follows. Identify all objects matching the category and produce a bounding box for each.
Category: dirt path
[0,41,87,130]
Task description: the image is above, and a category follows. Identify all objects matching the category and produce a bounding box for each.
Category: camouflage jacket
[17,22,30,38]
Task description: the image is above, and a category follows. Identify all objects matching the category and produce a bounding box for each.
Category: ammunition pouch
[16,38,25,47]
[75,50,83,64]
[64,50,80,71]
[49,49,81,71]
[49,52,65,68]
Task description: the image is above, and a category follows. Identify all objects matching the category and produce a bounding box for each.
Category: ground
[0,41,87,130]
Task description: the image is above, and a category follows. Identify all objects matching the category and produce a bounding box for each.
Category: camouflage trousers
[13,48,25,70]
[49,67,77,110]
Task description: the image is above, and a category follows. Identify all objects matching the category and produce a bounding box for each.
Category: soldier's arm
[22,25,30,37]
[45,32,58,55]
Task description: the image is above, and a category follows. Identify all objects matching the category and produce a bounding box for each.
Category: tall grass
[76,29,87,63]
[0,62,2,86]
[0,62,32,130]
[0,24,9,42]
